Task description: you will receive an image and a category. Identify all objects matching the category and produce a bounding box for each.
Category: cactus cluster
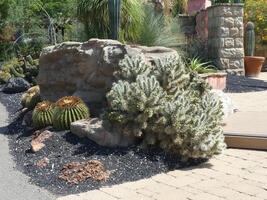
[53,96,90,130]
[32,101,54,129]
[0,56,39,85]
[103,55,226,162]
[245,22,255,57]
[0,71,11,83]
[31,96,90,130]
[21,86,41,110]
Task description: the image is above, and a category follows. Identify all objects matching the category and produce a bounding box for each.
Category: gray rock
[3,77,30,93]
[211,89,237,119]
[37,39,178,115]
[70,118,136,147]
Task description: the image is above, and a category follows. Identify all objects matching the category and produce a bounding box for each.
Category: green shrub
[172,0,188,16]
[136,5,184,48]
[53,96,90,130]
[186,58,217,74]
[32,101,54,129]
[77,0,144,41]
[103,55,226,162]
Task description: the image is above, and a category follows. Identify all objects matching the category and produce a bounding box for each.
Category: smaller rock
[70,118,136,147]
[3,77,30,93]
[31,130,52,152]
[36,157,49,168]
[22,111,32,126]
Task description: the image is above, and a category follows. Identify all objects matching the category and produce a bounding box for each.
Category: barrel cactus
[0,71,11,83]
[21,86,41,110]
[245,22,255,56]
[53,96,90,130]
[32,101,54,129]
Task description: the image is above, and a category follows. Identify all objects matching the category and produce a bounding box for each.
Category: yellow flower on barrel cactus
[32,101,54,129]
[53,96,89,130]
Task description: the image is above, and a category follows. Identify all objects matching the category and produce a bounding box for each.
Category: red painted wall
[188,0,211,15]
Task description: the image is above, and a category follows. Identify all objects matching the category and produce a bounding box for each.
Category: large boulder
[70,118,136,147]
[37,39,178,115]
[3,77,30,93]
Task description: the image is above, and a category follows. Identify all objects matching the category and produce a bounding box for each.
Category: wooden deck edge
[224,133,267,150]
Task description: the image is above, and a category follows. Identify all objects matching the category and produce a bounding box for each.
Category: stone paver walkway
[225,73,267,137]
[58,148,267,200]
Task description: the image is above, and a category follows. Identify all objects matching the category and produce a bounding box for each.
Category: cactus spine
[108,0,122,40]
[32,101,54,129]
[245,22,255,56]
[53,96,90,130]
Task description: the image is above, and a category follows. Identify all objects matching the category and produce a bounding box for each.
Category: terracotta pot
[244,56,265,77]
[199,72,227,90]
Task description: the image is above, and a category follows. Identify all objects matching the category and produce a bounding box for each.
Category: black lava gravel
[225,74,267,93]
[0,89,202,195]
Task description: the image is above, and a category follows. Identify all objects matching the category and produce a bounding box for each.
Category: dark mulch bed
[0,89,200,196]
[225,74,267,93]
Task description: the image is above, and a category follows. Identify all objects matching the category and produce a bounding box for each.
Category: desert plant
[32,100,54,129]
[152,55,188,94]
[77,0,144,41]
[186,58,216,74]
[113,55,152,83]
[108,0,122,40]
[245,22,255,56]
[53,96,89,130]
[1,56,39,85]
[103,55,226,162]
[0,71,11,83]
[21,85,41,109]
[136,5,184,48]
[104,75,166,137]
[244,0,266,44]
[172,0,188,16]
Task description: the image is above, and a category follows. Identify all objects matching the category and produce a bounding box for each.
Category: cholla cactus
[148,92,225,162]
[114,55,151,83]
[104,75,166,137]
[152,55,188,94]
[104,54,226,162]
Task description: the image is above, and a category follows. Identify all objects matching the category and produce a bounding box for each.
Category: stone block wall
[207,4,244,75]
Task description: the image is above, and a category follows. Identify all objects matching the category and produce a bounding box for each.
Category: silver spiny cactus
[103,54,226,162]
